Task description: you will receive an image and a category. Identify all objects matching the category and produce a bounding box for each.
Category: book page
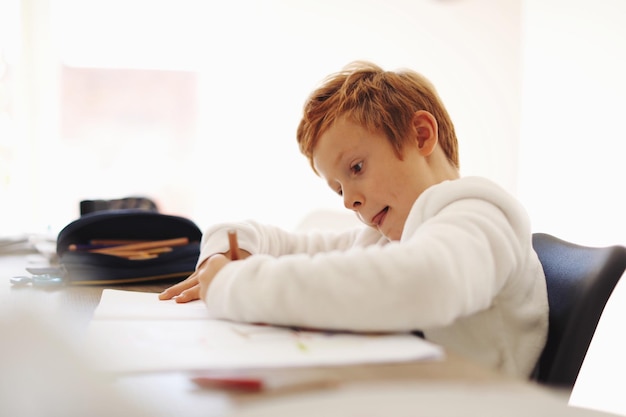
[84,289,444,373]
[93,289,209,320]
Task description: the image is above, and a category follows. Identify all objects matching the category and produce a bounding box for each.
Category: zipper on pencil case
[68,270,195,286]
[24,265,193,286]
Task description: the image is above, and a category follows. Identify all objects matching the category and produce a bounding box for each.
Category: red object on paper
[191,376,263,392]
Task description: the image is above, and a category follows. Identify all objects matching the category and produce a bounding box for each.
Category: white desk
[0,254,616,417]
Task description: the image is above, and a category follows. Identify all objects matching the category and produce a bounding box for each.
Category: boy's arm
[196,220,382,268]
[203,199,525,332]
[160,220,383,302]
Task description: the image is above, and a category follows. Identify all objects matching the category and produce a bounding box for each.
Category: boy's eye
[351,161,363,174]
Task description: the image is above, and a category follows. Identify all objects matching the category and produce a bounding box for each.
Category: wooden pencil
[228,230,239,260]
[89,239,150,245]
[89,237,189,255]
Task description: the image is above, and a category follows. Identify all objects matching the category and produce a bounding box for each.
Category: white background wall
[519,0,626,246]
[2,0,624,248]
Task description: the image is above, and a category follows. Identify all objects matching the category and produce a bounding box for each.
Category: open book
[83,289,444,373]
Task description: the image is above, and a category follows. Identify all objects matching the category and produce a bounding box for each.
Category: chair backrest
[531,233,626,387]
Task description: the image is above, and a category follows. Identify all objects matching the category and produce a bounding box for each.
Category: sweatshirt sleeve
[197,220,386,267]
[204,179,532,333]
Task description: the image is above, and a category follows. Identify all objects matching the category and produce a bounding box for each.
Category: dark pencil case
[54,210,203,285]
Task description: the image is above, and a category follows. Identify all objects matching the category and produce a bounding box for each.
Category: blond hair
[296,61,459,171]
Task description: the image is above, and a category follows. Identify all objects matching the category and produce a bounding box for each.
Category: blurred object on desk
[0,232,56,258]
[0,305,158,417]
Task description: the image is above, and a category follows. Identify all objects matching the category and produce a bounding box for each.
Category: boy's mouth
[371,207,389,227]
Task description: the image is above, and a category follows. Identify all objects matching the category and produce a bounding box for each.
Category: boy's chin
[370,225,400,241]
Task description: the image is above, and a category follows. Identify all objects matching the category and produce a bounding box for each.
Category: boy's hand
[197,254,230,301]
[158,249,250,303]
[158,269,203,303]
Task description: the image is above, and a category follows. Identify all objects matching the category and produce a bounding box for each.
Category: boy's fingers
[174,285,201,303]
[158,274,199,300]
[158,289,174,300]
[158,254,238,301]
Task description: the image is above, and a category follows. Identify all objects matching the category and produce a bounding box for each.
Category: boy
[159,61,548,379]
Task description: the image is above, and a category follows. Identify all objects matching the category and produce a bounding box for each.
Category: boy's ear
[411,110,438,156]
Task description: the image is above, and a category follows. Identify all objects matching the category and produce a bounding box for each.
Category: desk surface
[0,254,613,417]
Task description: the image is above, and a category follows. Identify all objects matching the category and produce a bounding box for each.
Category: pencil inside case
[59,244,200,285]
[56,209,202,285]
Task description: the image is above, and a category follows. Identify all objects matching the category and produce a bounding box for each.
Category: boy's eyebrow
[313,147,346,175]
[333,149,347,167]
[327,150,350,190]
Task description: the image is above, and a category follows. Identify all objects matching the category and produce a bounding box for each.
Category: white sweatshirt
[199,177,548,378]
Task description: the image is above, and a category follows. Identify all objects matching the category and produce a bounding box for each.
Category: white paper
[93,289,209,320]
[84,289,444,373]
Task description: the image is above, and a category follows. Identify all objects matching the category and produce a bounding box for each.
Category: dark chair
[531,232,626,387]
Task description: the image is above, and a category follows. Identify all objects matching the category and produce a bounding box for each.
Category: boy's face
[312,116,437,241]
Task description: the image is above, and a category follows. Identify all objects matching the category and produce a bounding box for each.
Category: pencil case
[53,209,203,285]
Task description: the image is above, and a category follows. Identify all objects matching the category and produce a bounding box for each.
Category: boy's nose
[343,191,362,211]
